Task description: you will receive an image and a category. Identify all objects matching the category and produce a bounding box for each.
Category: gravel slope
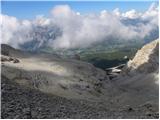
[1,76,158,119]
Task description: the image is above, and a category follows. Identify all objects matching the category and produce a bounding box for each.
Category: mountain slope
[1,44,112,101]
[2,75,159,119]
[1,40,159,118]
[112,39,159,107]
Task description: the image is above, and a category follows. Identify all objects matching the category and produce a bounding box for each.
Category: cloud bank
[0,3,159,49]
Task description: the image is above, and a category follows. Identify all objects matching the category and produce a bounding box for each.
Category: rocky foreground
[1,75,158,119]
[1,40,159,119]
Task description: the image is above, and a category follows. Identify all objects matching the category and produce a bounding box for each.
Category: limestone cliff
[123,39,159,75]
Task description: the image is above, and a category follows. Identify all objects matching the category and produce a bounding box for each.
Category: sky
[1,1,158,19]
[1,1,159,49]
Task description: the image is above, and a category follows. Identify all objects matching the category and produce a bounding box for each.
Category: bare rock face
[123,39,159,75]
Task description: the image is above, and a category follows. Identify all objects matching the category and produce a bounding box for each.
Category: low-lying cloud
[0,3,159,49]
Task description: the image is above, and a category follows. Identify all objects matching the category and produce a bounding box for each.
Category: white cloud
[0,3,159,49]
[122,9,142,19]
[1,15,19,45]
[51,5,75,18]
[113,8,121,17]
[0,14,33,48]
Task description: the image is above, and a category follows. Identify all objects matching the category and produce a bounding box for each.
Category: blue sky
[1,1,158,20]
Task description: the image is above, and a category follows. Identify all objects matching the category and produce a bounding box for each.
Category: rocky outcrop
[1,55,20,63]
[122,39,159,75]
[113,40,159,110]
[105,40,158,80]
